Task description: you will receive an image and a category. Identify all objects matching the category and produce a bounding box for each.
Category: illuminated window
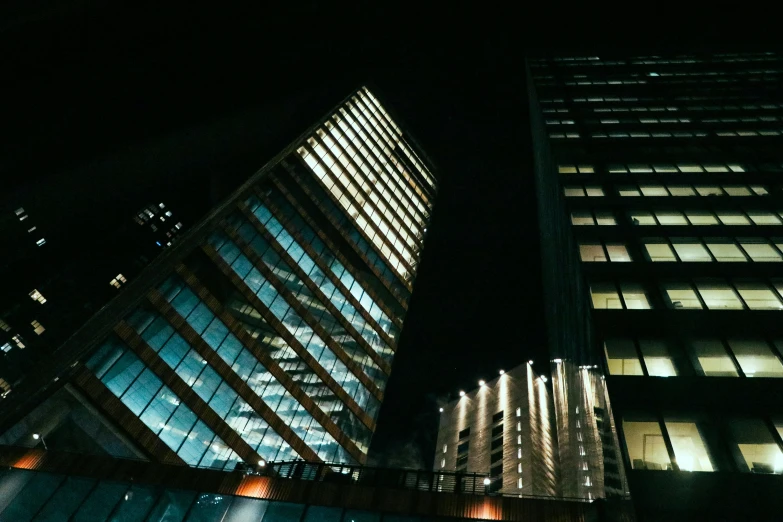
[591,283,622,309]
[619,186,641,197]
[29,289,47,304]
[664,419,714,471]
[717,211,750,225]
[690,340,739,377]
[686,211,718,225]
[604,339,643,375]
[580,243,606,262]
[728,339,783,377]
[639,340,677,376]
[443,444,447,453]
[748,211,782,225]
[0,320,9,332]
[564,186,585,197]
[516,407,521,417]
[695,185,723,196]
[559,165,578,174]
[12,335,25,349]
[571,212,594,226]
[623,417,671,470]
[630,211,656,225]
[663,283,702,309]
[644,241,676,262]
[585,186,604,196]
[734,283,782,310]
[36,238,46,247]
[640,185,668,197]
[31,320,45,335]
[14,207,24,216]
[706,241,747,262]
[596,212,616,225]
[607,244,631,262]
[672,241,711,262]
[1,343,11,353]
[695,281,743,309]
[621,283,651,309]
[668,185,696,196]
[656,211,687,225]
[740,240,781,262]
[728,419,783,474]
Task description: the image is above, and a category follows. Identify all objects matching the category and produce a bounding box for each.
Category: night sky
[2,2,776,469]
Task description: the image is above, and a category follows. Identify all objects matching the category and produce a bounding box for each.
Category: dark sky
[2,2,778,468]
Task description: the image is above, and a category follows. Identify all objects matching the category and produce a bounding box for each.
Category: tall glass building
[0,86,437,470]
[529,51,783,519]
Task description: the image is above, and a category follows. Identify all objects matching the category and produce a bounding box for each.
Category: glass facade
[6,86,435,469]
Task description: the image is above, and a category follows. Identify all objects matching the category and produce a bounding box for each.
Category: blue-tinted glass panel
[111,484,159,522]
[302,505,342,522]
[33,476,95,522]
[72,481,127,522]
[259,502,306,521]
[184,493,232,522]
[343,510,381,522]
[86,337,126,379]
[146,489,196,522]
[0,472,63,522]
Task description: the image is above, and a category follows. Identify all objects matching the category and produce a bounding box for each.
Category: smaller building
[434,363,560,497]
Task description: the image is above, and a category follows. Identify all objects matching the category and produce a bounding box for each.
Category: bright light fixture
[499,369,505,375]
[478,380,485,386]
[541,376,548,383]
[258,460,266,467]
[483,477,491,485]
[459,391,465,397]
[439,407,444,412]
[528,360,533,365]
[553,358,562,363]
[32,433,40,440]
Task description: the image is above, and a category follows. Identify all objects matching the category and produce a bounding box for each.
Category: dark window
[456,455,468,468]
[490,464,503,477]
[491,425,503,438]
[488,479,503,493]
[457,441,469,454]
[492,411,504,423]
[458,427,470,440]
[491,437,503,450]
[490,451,503,464]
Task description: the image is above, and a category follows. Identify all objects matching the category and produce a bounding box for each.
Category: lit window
[644,242,676,262]
[0,320,9,332]
[621,283,651,309]
[678,164,704,173]
[663,283,702,309]
[630,211,656,225]
[686,211,719,225]
[36,238,46,247]
[724,186,752,196]
[748,211,782,226]
[706,241,747,262]
[443,444,448,453]
[668,185,696,196]
[27,227,36,233]
[516,407,521,417]
[585,186,604,196]
[639,340,677,377]
[728,339,783,377]
[695,185,724,197]
[664,419,714,471]
[11,335,25,349]
[571,212,594,226]
[653,164,678,173]
[734,283,782,310]
[578,165,595,174]
[1,343,11,353]
[728,419,783,474]
[590,283,622,309]
[580,243,606,262]
[640,185,668,197]
[518,463,522,473]
[604,339,643,375]
[14,207,24,216]
[623,418,671,470]
[117,274,127,283]
[518,478,523,488]
[606,244,631,262]
[618,186,641,197]
[695,281,743,309]
[717,212,750,225]
[29,289,47,304]
[31,320,45,335]
[690,340,738,377]
[110,279,121,289]
[559,165,578,174]
[441,459,445,468]
[564,186,585,197]
[672,241,711,262]
[656,211,687,225]
[596,212,616,225]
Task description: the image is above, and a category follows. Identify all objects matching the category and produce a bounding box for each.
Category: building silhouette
[530,50,783,520]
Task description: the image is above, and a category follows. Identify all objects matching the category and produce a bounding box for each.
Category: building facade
[529,51,783,519]
[0,86,437,470]
[434,364,559,497]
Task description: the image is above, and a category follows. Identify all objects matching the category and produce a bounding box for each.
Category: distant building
[434,363,559,497]
[0,86,437,470]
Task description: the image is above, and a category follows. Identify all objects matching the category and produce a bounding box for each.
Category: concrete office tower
[0,86,437,469]
[434,363,559,497]
[529,50,783,519]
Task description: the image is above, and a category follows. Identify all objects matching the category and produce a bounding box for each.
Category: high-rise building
[529,51,783,519]
[0,86,437,470]
[434,363,559,497]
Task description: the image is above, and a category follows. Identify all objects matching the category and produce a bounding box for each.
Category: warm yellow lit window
[728,339,783,377]
[668,185,696,196]
[559,165,578,174]
[656,211,687,225]
[585,186,604,196]
[740,241,781,262]
[31,320,45,335]
[591,283,622,309]
[621,283,651,309]
[663,284,702,309]
[630,212,656,225]
[664,420,713,471]
[706,242,747,262]
[604,339,643,375]
[686,211,718,225]
[29,289,47,304]
[728,419,783,474]
[695,282,743,309]
[580,243,606,262]
[645,242,676,262]
[690,340,738,377]
[672,241,711,262]
[639,340,677,377]
[734,283,782,310]
[606,244,631,262]
[623,419,671,470]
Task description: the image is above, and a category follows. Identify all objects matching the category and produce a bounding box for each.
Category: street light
[32,433,47,450]
[483,477,491,486]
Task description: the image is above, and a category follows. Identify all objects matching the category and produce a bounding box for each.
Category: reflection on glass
[580,244,606,262]
[695,282,743,309]
[664,420,714,471]
[728,339,783,377]
[591,283,622,309]
[621,283,651,309]
[604,339,643,376]
[734,284,783,310]
[639,340,677,377]
[672,242,711,262]
[663,283,702,309]
[728,419,783,474]
[623,419,671,470]
[690,340,738,377]
[645,242,676,262]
